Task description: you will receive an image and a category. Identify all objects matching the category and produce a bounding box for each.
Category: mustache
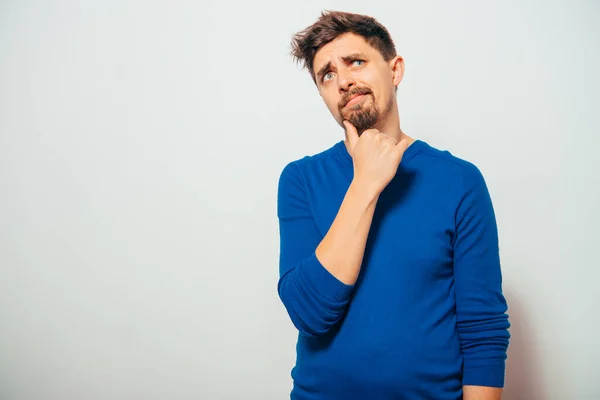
[339,87,373,109]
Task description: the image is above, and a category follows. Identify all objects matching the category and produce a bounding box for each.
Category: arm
[315,179,379,285]
[453,166,511,397]
[277,122,410,337]
[276,162,378,337]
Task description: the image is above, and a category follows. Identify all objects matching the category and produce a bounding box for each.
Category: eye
[323,72,334,82]
[352,59,365,66]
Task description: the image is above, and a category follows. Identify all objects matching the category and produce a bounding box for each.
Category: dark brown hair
[290,10,397,83]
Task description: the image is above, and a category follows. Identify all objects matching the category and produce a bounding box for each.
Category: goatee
[339,89,380,135]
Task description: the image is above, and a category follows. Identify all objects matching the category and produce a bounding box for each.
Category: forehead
[313,33,380,71]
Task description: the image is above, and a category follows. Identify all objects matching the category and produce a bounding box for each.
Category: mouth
[344,93,369,108]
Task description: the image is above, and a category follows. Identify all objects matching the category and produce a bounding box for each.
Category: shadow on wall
[502,289,548,400]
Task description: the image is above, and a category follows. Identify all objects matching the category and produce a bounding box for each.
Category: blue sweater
[276,139,510,399]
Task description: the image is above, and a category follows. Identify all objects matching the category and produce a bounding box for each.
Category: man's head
[291,11,404,134]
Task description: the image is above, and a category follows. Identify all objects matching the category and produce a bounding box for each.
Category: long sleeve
[453,165,511,388]
[276,162,355,337]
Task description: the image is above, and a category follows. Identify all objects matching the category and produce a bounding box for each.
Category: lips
[342,90,371,108]
[345,94,366,107]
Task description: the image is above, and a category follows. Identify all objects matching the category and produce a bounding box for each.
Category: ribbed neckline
[332,138,427,171]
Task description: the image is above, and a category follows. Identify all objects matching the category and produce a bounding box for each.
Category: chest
[308,170,456,282]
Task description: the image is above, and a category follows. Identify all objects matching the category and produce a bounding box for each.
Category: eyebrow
[315,52,368,81]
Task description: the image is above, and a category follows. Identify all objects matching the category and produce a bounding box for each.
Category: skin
[312,32,410,144]
[310,32,503,400]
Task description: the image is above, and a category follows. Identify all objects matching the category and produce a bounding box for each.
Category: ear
[390,55,405,86]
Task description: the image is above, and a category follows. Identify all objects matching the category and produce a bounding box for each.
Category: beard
[339,88,389,135]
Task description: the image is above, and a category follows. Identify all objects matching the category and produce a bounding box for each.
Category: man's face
[312,33,403,134]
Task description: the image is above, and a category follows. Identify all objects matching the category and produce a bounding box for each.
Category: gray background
[1,0,598,399]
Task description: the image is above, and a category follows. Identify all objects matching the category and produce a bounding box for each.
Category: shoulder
[415,140,488,190]
[278,141,343,188]
[276,142,343,215]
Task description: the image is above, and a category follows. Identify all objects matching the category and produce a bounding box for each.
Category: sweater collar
[333,138,426,170]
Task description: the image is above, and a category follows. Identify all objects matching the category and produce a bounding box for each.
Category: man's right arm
[276,162,377,337]
[277,122,410,337]
[314,179,379,285]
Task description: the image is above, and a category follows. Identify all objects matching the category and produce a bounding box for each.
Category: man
[276,10,510,400]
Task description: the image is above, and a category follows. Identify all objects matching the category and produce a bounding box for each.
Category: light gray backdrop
[1,1,598,399]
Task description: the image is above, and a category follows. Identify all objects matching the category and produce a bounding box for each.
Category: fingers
[395,137,412,153]
[343,121,410,155]
[376,132,397,146]
[343,120,359,148]
[378,133,410,155]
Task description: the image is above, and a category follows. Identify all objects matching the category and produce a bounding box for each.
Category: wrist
[348,178,380,206]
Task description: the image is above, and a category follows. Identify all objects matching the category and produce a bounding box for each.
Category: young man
[276,10,510,400]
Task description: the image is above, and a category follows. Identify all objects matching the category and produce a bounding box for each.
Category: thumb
[343,120,359,148]
[395,137,412,154]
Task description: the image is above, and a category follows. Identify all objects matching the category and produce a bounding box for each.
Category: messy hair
[290,10,397,83]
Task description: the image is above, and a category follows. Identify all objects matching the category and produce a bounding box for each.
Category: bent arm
[277,162,377,337]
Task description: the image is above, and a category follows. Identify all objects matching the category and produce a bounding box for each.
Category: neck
[367,102,414,144]
[375,108,403,140]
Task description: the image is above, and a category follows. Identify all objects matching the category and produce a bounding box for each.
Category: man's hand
[343,120,410,197]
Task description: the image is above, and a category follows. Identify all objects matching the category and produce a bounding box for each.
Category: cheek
[366,69,393,99]
[374,83,393,107]
[324,95,340,114]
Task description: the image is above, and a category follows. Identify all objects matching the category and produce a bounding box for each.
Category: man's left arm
[453,165,511,399]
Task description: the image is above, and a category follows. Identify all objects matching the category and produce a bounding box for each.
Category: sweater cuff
[463,361,506,388]
[302,252,355,302]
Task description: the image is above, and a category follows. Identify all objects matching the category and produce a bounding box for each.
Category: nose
[337,69,355,93]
